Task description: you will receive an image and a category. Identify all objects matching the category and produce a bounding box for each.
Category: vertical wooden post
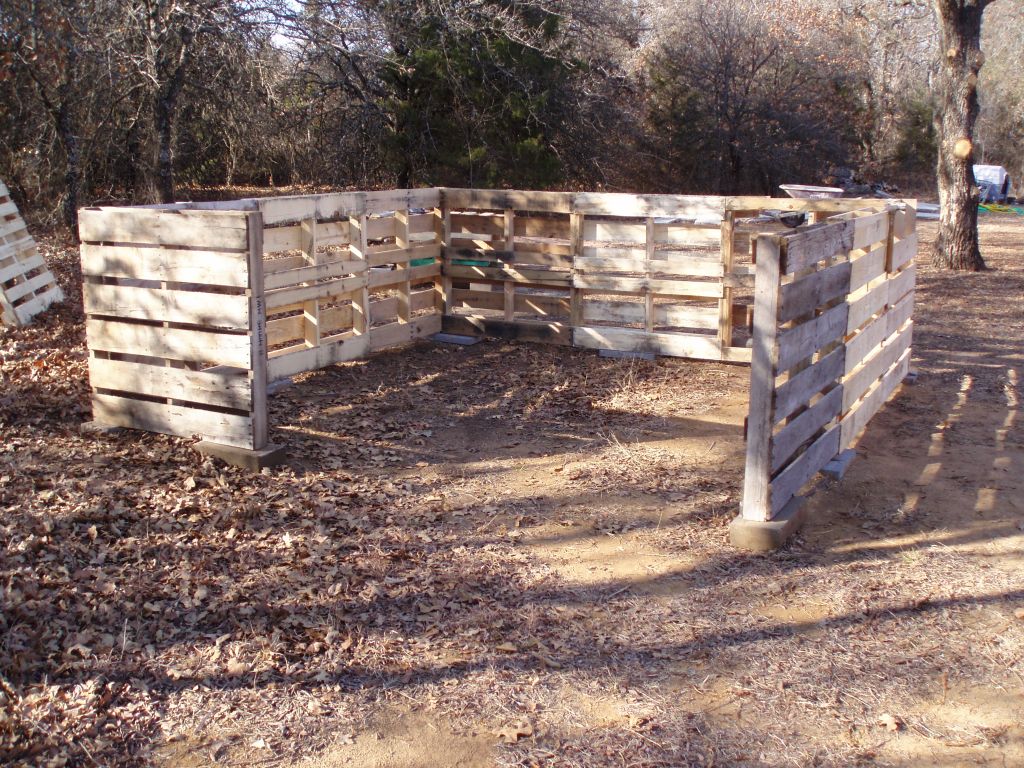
[246,212,269,450]
[569,211,584,330]
[503,208,515,321]
[883,208,898,274]
[718,210,736,349]
[644,217,655,333]
[395,209,411,324]
[300,216,320,348]
[741,234,783,522]
[433,204,445,313]
[349,214,371,336]
[441,204,453,317]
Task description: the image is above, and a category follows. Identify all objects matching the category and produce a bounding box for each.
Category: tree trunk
[931,0,991,271]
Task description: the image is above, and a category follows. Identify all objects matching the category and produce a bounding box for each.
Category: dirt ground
[1,214,1022,767]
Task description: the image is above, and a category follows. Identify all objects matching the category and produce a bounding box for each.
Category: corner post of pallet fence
[740,233,784,522]
[246,211,269,450]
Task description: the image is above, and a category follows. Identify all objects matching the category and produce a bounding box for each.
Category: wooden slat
[781,220,854,274]
[741,234,783,522]
[84,283,249,329]
[442,188,575,213]
[851,210,891,250]
[86,318,251,367]
[12,287,62,324]
[88,357,251,409]
[655,224,722,247]
[849,243,887,292]
[839,348,911,449]
[576,254,724,278]
[774,346,845,424]
[842,323,913,411]
[368,315,441,351]
[573,193,724,219]
[264,259,367,291]
[583,220,646,243]
[514,216,571,240]
[771,385,843,474]
[445,264,571,287]
[92,393,255,448]
[581,300,718,329]
[0,252,44,284]
[776,302,849,374]
[769,424,841,517]
[267,334,369,381]
[888,263,916,304]
[778,260,852,324]
[81,244,249,288]
[78,208,249,250]
[2,270,53,302]
[572,274,723,298]
[846,277,889,333]
[266,274,365,309]
[573,326,721,359]
[890,233,918,271]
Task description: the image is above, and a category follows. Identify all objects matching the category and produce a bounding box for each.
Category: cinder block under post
[194,441,287,471]
[728,497,807,551]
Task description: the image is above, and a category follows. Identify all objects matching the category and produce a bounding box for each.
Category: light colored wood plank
[0,251,44,284]
[79,208,249,250]
[86,318,251,368]
[741,234,783,522]
[264,259,367,291]
[890,233,918,271]
[442,188,575,213]
[781,220,854,274]
[771,385,843,474]
[583,220,646,243]
[573,326,721,359]
[80,244,250,288]
[839,348,911,449]
[842,322,913,411]
[775,346,845,424]
[776,301,848,374]
[83,283,249,329]
[92,393,256,448]
[769,424,841,517]
[267,333,370,381]
[572,274,723,298]
[846,276,890,332]
[88,357,251,410]
[888,263,916,304]
[446,264,571,287]
[778,260,852,324]
[266,274,365,309]
[573,193,725,219]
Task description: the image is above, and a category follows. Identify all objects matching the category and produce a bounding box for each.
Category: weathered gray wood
[778,260,852,324]
[774,345,845,423]
[776,302,849,374]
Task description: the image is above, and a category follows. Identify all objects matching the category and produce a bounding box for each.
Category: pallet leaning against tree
[0,181,64,327]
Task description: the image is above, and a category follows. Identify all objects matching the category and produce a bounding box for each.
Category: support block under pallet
[194,441,287,471]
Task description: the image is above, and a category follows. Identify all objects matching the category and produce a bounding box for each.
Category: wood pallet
[741,203,917,522]
[0,181,64,327]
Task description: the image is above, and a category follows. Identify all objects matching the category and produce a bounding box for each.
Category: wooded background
[1,0,1021,228]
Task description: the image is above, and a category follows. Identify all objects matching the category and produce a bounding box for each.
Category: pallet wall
[0,181,64,326]
[256,189,443,382]
[741,203,917,521]
[80,208,267,449]
[440,189,754,362]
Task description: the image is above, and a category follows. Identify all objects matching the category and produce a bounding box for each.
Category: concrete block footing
[729,497,807,551]
[194,441,287,471]
[821,449,857,481]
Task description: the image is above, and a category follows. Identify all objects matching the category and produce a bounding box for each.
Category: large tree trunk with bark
[931,0,993,271]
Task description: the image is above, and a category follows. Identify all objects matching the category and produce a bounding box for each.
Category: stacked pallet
[0,181,64,327]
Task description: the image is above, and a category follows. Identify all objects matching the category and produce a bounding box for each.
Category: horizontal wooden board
[267,333,370,380]
[369,315,441,351]
[845,276,890,332]
[445,264,571,287]
[849,243,887,293]
[443,189,574,214]
[771,385,843,475]
[573,193,725,219]
[779,260,852,323]
[573,274,723,298]
[888,263,916,304]
[258,189,440,226]
[769,424,840,517]
[513,216,570,240]
[81,244,250,288]
[654,223,721,247]
[0,252,44,285]
[576,253,724,278]
[266,274,365,309]
[842,322,913,411]
[851,210,891,250]
[79,208,249,250]
[451,289,569,317]
[264,259,367,291]
[781,222,854,274]
[583,220,645,243]
[582,300,718,329]
[92,393,256,448]
[573,326,721,360]
[86,318,251,368]
[84,283,249,329]
[443,314,572,345]
[88,357,251,410]
[774,345,845,423]
[839,347,910,449]
[890,233,918,271]
[776,301,849,374]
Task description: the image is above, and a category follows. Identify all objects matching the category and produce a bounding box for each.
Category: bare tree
[931,0,998,271]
